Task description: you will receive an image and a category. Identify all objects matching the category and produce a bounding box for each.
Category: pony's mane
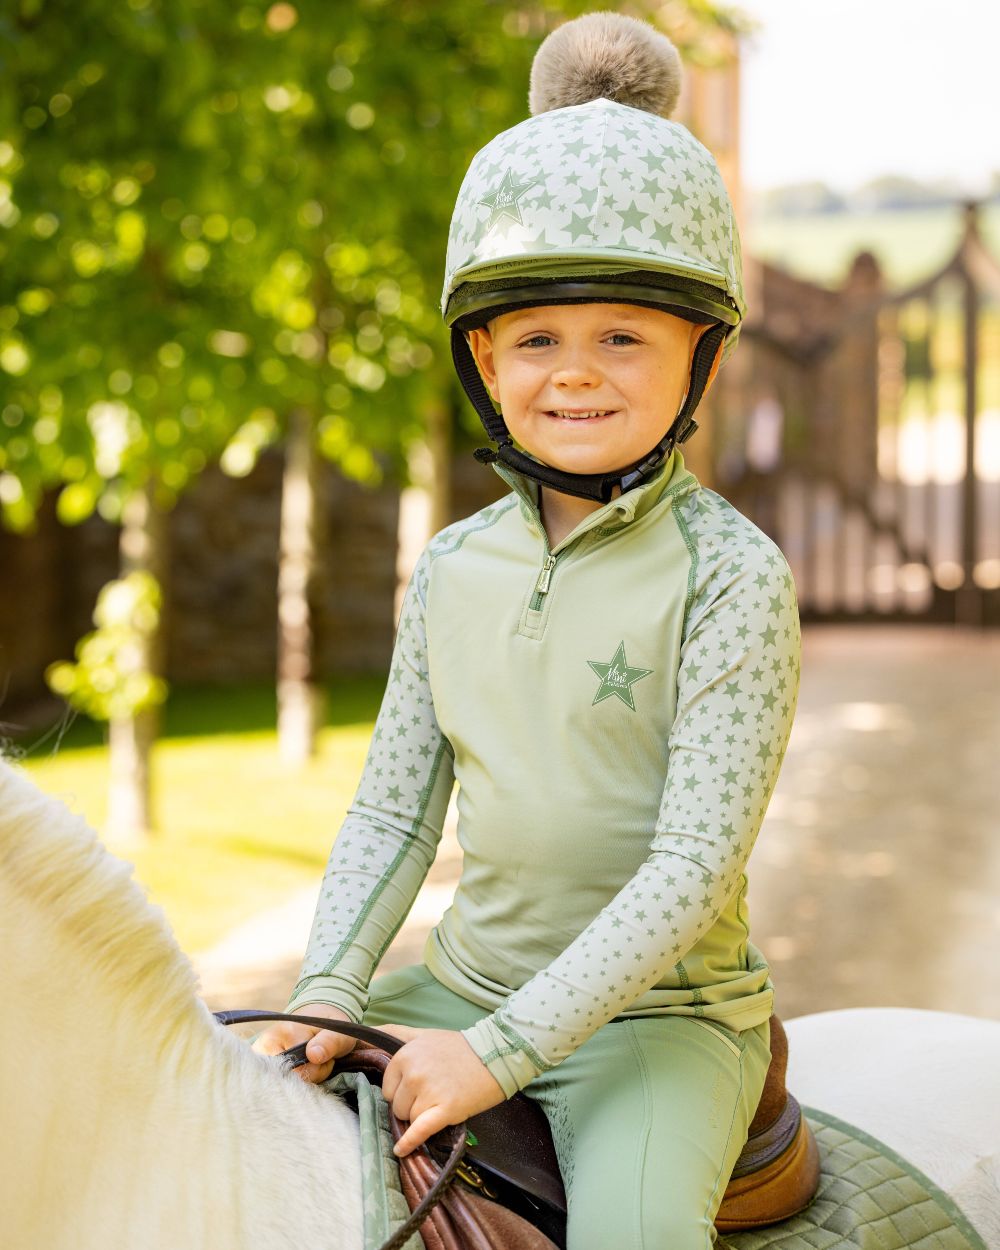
[0,754,369,1248]
[0,756,211,1051]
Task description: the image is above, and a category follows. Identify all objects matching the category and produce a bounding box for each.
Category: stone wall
[0,448,400,719]
[0,492,119,718]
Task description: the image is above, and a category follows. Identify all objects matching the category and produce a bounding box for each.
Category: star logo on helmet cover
[479,168,537,233]
[587,642,653,711]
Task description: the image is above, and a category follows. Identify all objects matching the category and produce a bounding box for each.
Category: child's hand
[377,1024,505,1156]
[251,1004,357,1084]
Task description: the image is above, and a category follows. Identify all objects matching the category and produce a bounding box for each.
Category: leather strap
[214,1007,407,1054]
[214,1008,470,1250]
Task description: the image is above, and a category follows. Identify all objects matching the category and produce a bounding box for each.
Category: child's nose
[550,347,602,386]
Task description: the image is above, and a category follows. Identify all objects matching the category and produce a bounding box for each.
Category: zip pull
[534,553,556,598]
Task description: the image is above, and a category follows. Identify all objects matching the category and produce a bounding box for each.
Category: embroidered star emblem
[479,168,537,232]
[587,641,653,711]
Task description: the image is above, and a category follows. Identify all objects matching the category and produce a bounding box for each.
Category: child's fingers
[305,1028,356,1065]
[392,1104,451,1157]
[251,1021,315,1057]
[291,1054,337,1084]
[250,1019,355,1085]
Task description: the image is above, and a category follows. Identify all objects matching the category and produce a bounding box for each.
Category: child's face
[466,303,720,478]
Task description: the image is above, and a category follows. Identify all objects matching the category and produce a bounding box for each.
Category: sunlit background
[742,0,997,198]
[741,0,1000,496]
[2,1,997,1023]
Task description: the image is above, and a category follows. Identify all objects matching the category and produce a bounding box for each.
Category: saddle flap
[333,1046,568,1216]
[465,1093,567,1215]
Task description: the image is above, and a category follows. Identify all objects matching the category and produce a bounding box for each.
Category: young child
[255,13,801,1249]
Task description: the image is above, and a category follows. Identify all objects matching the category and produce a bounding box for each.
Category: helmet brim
[445,275,740,333]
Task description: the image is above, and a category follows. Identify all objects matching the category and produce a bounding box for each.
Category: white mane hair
[0,755,363,1250]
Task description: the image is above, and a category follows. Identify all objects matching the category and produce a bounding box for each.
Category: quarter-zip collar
[492,447,698,553]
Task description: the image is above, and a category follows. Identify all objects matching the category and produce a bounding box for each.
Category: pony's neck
[7,1008,363,1249]
[0,760,363,1249]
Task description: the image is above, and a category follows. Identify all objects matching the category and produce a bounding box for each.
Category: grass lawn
[10,676,385,955]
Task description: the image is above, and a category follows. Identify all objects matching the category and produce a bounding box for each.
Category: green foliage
[45,570,168,720]
[0,0,749,527]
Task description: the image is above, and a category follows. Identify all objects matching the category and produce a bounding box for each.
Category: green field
[747,202,1000,290]
[12,678,385,954]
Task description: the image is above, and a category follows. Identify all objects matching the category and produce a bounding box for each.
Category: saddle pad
[325,1071,423,1250]
[720,1107,987,1250]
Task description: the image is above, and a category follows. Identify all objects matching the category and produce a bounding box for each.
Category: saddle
[397,1013,819,1246]
[217,1009,820,1250]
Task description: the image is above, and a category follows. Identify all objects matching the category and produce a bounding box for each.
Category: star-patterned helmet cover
[441,96,746,359]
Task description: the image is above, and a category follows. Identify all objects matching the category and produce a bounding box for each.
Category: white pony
[1,754,998,1250]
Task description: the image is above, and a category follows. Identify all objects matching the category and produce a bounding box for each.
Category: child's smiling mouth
[546,409,618,421]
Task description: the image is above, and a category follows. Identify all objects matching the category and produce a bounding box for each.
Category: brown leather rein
[215,1008,470,1250]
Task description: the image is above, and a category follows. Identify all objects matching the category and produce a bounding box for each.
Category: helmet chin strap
[452,322,728,504]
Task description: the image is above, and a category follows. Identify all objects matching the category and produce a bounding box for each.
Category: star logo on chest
[587,641,653,711]
[479,168,537,233]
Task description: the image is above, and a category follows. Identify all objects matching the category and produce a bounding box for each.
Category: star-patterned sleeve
[285,548,455,1022]
[461,522,801,1097]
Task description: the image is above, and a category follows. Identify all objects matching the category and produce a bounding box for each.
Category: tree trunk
[277,405,326,765]
[105,478,168,844]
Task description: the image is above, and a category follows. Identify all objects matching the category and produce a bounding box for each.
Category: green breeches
[363,964,772,1250]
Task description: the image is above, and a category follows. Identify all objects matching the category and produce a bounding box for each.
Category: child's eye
[517,332,639,348]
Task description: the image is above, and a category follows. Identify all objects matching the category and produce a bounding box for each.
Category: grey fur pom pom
[528,11,682,118]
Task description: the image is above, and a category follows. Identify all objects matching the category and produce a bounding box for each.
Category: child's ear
[466,327,500,404]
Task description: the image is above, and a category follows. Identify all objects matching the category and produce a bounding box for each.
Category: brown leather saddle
[217,1009,820,1250]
